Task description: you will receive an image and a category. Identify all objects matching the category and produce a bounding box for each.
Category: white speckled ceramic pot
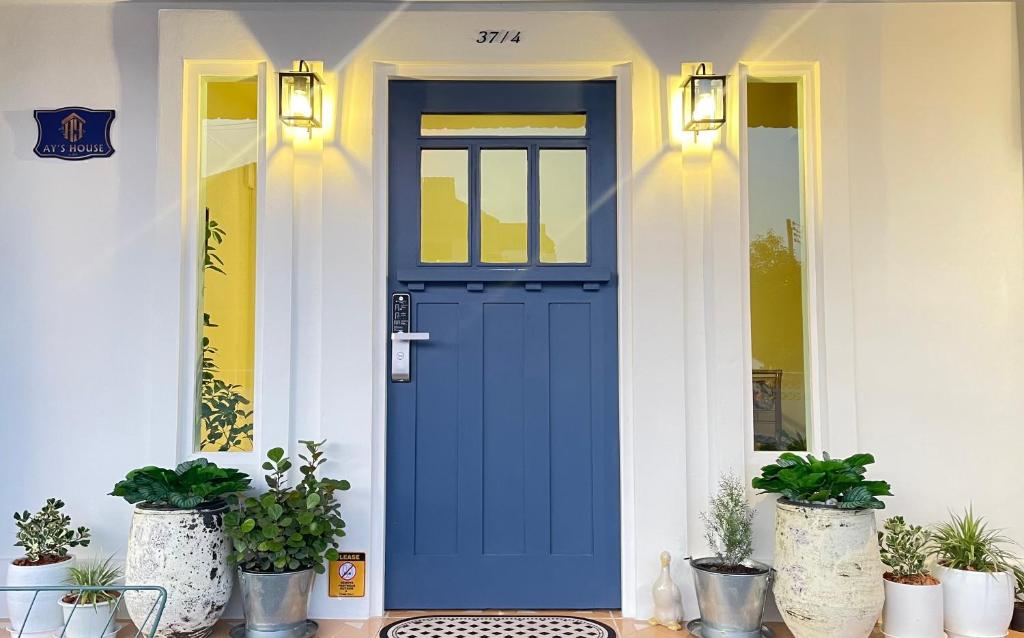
[772,499,885,638]
[124,503,232,638]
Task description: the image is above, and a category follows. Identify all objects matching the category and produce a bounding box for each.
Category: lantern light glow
[682,63,727,139]
[278,60,323,137]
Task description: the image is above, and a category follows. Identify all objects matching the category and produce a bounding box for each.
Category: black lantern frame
[278,60,324,134]
[682,63,727,134]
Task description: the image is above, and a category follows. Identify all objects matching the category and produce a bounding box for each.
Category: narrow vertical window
[747,78,810,452]
[196,75,258,452]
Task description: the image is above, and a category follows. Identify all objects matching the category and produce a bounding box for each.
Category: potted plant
[752,452,892,638]
[689,473,772,636]
[6,498,90,634]
[878,516,943,638]
[930,508,1018,638]
[1011,567,1024,631]
[60,556,122,638]
[110,459,250,638]
[225,440,350,637]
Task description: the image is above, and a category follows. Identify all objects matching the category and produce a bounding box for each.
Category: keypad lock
[391,292,429,382]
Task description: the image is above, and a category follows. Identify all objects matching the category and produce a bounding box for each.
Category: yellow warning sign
[328,552,366,598]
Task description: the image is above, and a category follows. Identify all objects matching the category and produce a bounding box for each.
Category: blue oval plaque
[34,107,115,161]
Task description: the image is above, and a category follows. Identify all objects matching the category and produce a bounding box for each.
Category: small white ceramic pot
[59,597,119,638]
[882,578,944,638]
[933,564,1014,638]
[5,557,75,633]
[772,499,885,638]
[124,504,232,638]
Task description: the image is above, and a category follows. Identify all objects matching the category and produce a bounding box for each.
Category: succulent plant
[13,498,90,564]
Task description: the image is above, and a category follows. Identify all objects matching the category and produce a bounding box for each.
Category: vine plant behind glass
[198,210,254,451]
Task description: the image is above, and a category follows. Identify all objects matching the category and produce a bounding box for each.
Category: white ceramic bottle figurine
[650,551,684,631]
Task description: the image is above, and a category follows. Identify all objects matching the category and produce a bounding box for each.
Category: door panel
[386,80,619,609]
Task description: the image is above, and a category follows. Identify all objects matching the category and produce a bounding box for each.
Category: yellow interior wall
[198,77,257,452]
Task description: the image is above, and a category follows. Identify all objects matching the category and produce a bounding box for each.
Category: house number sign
[476,30,522,44]
[33,107,115,160]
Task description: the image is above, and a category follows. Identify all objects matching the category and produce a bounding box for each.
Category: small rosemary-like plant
[13,499,90,564]
[699,473,754,566]
[879,516,931,580]
[66,556,122,605]
[930,507,1020,573]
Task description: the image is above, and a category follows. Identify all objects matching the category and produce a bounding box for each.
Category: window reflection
[421,149,470,263]
[539,150,588,264]
[747,78,809,452]
[480,150,528,263]
[197,75,258,452]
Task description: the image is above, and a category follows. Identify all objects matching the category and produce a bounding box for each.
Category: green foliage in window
[751,452,892,509]
[110,459,251,509]
[879,516,931,579]
[225,440,350,574]
[930,507,1020,573]
[699,473,754,566]
[65,555,122,605]
[199,211,254,452]
[13,498,90,564]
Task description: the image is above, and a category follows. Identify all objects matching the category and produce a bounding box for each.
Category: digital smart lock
[391,292,429,383]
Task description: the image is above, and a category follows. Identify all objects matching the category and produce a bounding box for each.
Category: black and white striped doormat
[380,615,616,638]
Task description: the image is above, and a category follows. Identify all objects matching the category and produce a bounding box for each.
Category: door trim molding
[370,61,636,617]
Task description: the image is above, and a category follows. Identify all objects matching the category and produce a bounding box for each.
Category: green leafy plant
[1014,565,1024,603]
[13,499,90,564]
[699,473,754,566]
[110,458,251,509]
[198,211,254,452]
[64,556,122,605]
[879,516,932,582]
[930,507,1020,573]
[225,440,350,574]
[751,452,892,509]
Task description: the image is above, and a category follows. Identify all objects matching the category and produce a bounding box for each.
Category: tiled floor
[207,613,1024,638]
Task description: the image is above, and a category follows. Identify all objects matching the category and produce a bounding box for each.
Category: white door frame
[368,61,637,617]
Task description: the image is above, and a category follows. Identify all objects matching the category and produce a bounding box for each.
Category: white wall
[1,0,1022,623]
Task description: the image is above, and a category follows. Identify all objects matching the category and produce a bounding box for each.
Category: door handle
[391,332,430,382]
[391,332,430,343]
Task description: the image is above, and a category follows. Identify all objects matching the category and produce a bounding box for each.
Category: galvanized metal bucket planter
[238,569,315,638]
[691,557,773,638]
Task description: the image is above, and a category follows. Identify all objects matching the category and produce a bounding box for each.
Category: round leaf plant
[225,440,350,574]
[751,451,892,509]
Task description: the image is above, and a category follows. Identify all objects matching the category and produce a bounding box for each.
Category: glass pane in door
[539,149,588,263]
[421,149,470,263]
[480,149,528,263]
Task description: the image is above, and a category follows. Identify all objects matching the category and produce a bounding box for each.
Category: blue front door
[385,81,620,609]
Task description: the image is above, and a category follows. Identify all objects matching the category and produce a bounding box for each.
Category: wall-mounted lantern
[278,60,323,137]
[682,63,726,139]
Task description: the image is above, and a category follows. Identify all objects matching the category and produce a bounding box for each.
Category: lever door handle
[392,332,430,342]
[391,332,430,382]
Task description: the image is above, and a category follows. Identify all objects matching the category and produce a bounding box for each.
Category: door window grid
[418,133,590,266]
